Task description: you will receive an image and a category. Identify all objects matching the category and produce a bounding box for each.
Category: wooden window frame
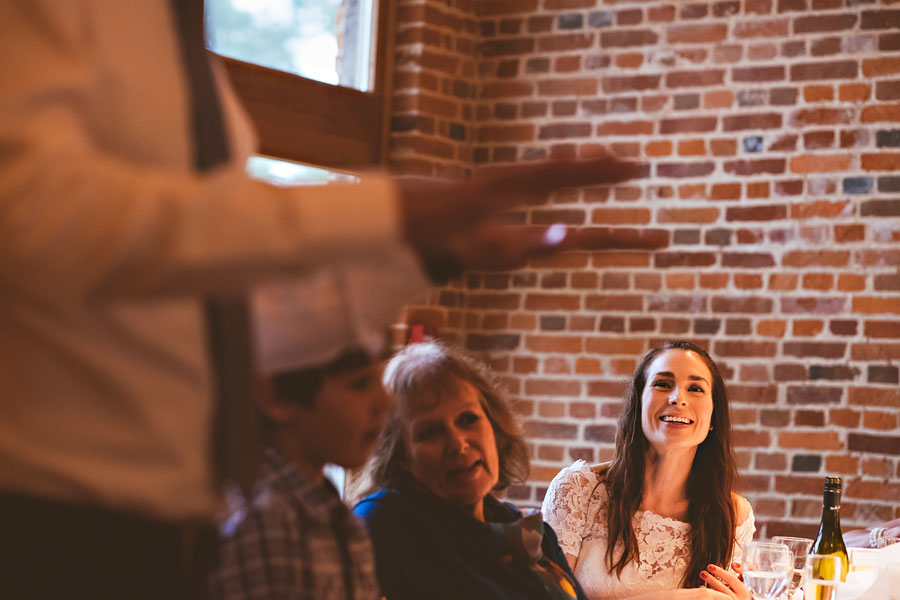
[217,0,395,171]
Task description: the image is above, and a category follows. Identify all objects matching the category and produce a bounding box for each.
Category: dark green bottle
[810,476,849,583]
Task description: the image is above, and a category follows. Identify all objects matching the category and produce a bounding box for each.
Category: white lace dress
[542,460,756,600]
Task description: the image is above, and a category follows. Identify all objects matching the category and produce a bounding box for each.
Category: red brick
[590,208,652,225]
[864,320,900,339]
[478,0,540,16]
[677,184,706,199]
[584,294,644,312]
[710,139,738,156]
[732,66,786,82]
[595,121,654,135]
[794,14,858,33]
[803,85,835,102]
[677,139,706,156]
[645,140,673,156]
[665,273,695,290]
[748,43,777,61]
[575,357,602,375]
[661,117,718,134]
[777,431,843,450]
[791,60,858,81]
[730,385,777,405]
[479,37,536,57]
[845,480,900,500]
[657,207,719,223]
[726,204,787,222]
[860,103,900,125]
[553,57,582,74]
[839,83,871,102]
[849,386,900,408]
[790,154,852,173]
[863,57,900,78]
[615,53,644,69]
[538,33,595,53]
[584,337,646,355]
[592,253,652,268]
[524,335,582,354]
[714,340,778,357]
[853,248,900,267]
[667,24,728,44]
[768,274,798,291]
[527,379,580,396]
[723,253,776,268]
[665,69,726,88]
[734,19,790,38]
[704,90,734,109]
[524,294,581,311]
[724,159,786,175]
[655,252,717,268]
[710,296,772,314]
[732,429,772,447]
[793,319,825,336]
[602,75,661,93]
[600,29,659,48]
[864,410,898,430]
[723,113,783,131]
[861,457,893,478]
[480,81,534,99]
[853,297,900,314]
[791,107,854,126]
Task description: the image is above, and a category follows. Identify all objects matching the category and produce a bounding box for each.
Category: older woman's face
[403,379,500,517]
[640,349,714,454]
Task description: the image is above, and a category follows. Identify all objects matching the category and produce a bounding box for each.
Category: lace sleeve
[541,460,599,558]
[731,495,756,568]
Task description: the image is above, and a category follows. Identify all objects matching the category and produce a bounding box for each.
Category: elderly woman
[353,341,586,600]
[542,341,754,600]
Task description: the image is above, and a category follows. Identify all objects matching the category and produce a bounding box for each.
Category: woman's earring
[709,425,714,431]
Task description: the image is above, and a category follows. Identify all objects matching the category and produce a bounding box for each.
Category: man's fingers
[397,156,650,255]
[454,224,669,271]
[476,156,647,196]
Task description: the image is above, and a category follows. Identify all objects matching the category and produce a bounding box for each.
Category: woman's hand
[699,562,751,600]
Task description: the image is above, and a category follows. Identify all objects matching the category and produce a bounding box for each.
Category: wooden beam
[222,57,384,170]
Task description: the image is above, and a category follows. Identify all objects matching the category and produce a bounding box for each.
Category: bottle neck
[821,489,842,527]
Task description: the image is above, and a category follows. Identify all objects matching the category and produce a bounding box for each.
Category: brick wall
[389,0,900,539]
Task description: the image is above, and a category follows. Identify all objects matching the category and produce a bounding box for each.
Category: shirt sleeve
[732,495,757,568]
[353,495,411,598]
[0,3,409,303]
[541,460,597,559]
[210,503,303,600]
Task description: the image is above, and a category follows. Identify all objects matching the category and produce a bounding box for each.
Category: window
[206,0,393,170]
[247,156,357,185]
[206,0,377,91]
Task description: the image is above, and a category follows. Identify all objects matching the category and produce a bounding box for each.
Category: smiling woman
[542,341,756,600]
[353,342,588,600]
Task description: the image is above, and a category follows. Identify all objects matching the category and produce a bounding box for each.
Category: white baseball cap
[251,251,428,374]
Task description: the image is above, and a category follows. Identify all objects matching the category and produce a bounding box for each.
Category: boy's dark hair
[260,348,374,441]
[270,348,373,408]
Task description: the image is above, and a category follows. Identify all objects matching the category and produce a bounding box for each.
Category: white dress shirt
[0,2,425,520]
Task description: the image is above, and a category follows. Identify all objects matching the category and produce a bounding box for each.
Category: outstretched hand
[396,155,666,272]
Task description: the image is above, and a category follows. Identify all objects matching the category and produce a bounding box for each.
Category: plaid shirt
[210,449,380,600]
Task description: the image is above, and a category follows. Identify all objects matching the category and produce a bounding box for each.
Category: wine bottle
[810,476,849,584]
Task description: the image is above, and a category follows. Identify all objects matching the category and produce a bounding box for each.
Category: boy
[210,263,423,600]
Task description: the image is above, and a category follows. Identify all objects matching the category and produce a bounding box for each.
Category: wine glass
[772,536,813,600]
[804,554,842,600]
[743,541,793,600]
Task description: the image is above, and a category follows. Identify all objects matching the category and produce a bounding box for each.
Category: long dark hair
[602,340,737,588]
